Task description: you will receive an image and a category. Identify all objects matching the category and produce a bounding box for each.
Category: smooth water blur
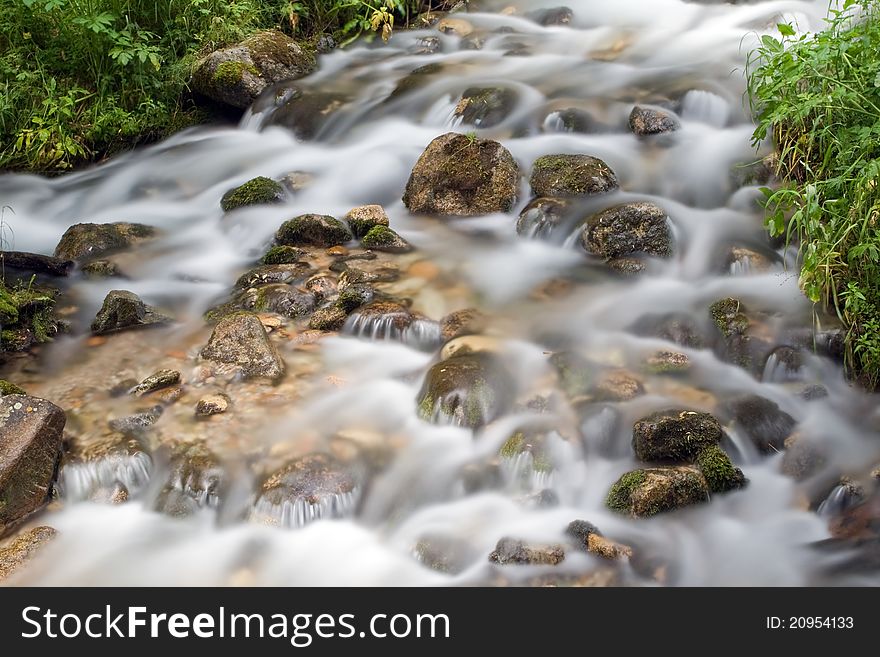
[2,0,879,586]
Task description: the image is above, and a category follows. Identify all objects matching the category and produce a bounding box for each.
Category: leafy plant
[747,0,880,387]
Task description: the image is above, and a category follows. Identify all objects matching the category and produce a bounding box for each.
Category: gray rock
[724,395,796,454]
[581,202,672,259]
[90,290,172,335]
[403,133,519,216]
[488,538,565,565]
[629,105,680,136]
[516,197,571,238]
[54,222,156,262]
[200,312,285,380]
[0,395,66,531]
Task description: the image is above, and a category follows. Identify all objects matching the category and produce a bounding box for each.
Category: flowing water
[2,0,879,586]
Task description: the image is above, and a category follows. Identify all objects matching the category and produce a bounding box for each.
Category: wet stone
[195,394,229,417]
[488,538,565,566]
[155,443,224,517]
[530,154,618,197]
[130,369,181,396]
[90,290,172,335]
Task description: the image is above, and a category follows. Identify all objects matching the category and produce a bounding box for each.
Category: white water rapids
[2,0,879,586]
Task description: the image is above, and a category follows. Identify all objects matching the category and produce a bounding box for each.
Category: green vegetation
[0,276,58,352]
[695,445,746,494]
[220,176,285,212]
[605,469,647,514]
[748,0,880,387]
[0,1,451,172]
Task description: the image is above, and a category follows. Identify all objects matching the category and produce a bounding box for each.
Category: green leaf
[777,23,795,37]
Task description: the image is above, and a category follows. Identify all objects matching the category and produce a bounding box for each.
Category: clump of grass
[747,0,880,388]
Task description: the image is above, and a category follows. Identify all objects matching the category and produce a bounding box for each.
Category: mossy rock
[403,132,519,217]
[361,226,413,253]
[530,154,618,197]
[488,537,565,566]
[276,214,352,247]
[336,284,374,313]
[0,281,59,351]
[234,264,311,290]
[220,176,285,212]
[0,380,26,396]
[710,297,750,338]
[632,409,722,462]
[54,222,156,261]
[238,284,316,319]
[606,466,709,518]
[192,30,317,110]
[417,353,515,429]
[453,86,517,128]
[498,431,553,473]
[260,245,307,265]
[344,205,390,238]
[696,444,746,493]
[80,259,123,278]
[581,202,672,260]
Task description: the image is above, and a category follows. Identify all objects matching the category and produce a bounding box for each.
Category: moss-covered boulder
[0,395,66,532]
[260,245,307,265]
[632,409,722,462]
[191,30,316,110]
[629,105,680,136]
[361,226,413,253]
[606,466,709,517]
[403,132,519,216]
[488,537,565,565]
[453,86,517,128]
[54,222,156,262]
[530,154,618,197]
[644,350,691,375]
[250,453,357,528]
[276,214,352,247]
[199,312,285,380]
[516,197,572,238]
[709,297,754,370]
[220,176,285,212]
[90,290,172,335]
[336,284,374,313]
[344,205,390,238]
[581,202,672,260]
[417,353,515,428]
[723,394,796,454]
[696,444,746,493]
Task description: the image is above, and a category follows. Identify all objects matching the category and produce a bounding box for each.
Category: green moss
[0,280,57,352]
[336,285,371,313]
[531,154,617,197]
[212,60,260,88]
[220,176,284,212]
[499,432,526,459]
[606,469,647,514]
[0,286,19,324]
[696,444,747,493]
[260,245,306,265]
[0,379,26,395]
[276,214,352,247]
[710,298,749,338]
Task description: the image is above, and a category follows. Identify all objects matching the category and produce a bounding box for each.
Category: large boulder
[581,202,672,260]
[200,312,285,380]
[191,30,316,110]
[606,466,709,518]
[0,395,66,531]
[54,222,156,262]
[91,290,172,335]
[530,154,618,197]
[632,409,722,462]
[417,353,515,428]
[403,133,519,216]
